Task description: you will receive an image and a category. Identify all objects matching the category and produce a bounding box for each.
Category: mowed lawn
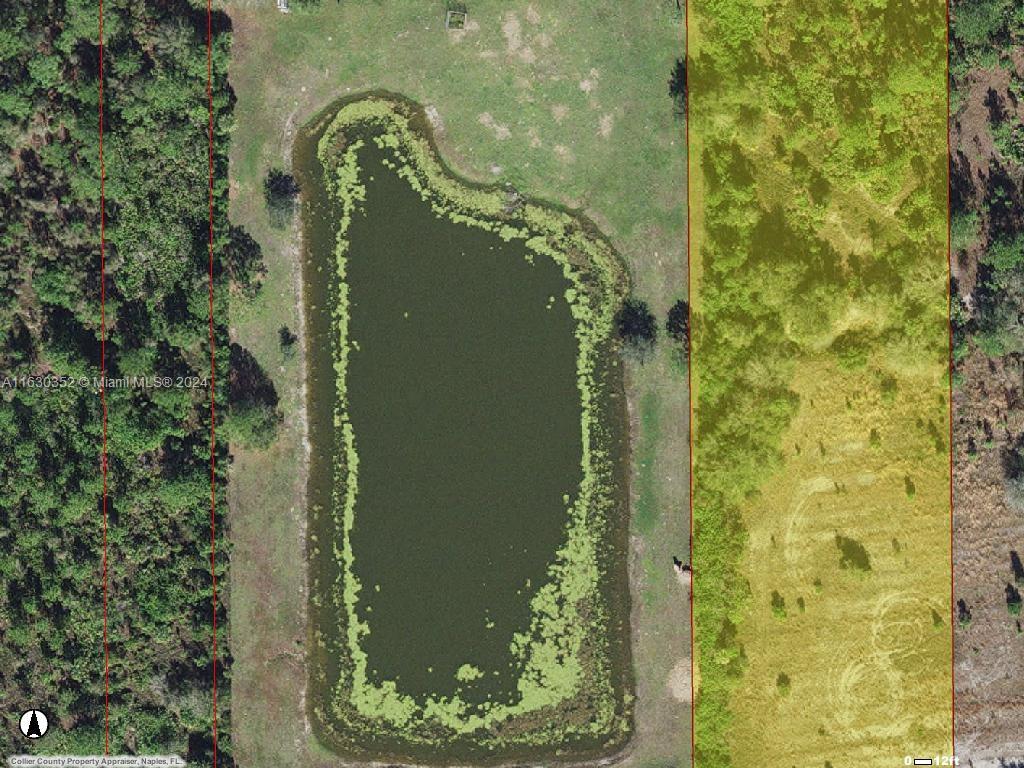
[225,2,689,767]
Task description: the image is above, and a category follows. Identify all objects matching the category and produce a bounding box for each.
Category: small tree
[956,598,972,628]
[666,299,689,344]
[228,343,281,448]
[225,224,266,297]
[279,326,298,358]
[669,57,687,115]
[264,168,300,228]
[1008,583,1023,617]
[775,672,791,696]
[616,297,657,361]
[770,590,786,619]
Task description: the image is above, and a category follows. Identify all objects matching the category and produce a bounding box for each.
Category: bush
[1006,583,1022,617]
[950,210,980,254]
[666,298,690,346]
[669,57,687,115]
[1004,447,1024,509]
[957,599,972,628]
[616,297,657,361]
[770,590,786,619]
[775,672,791,696]
[264,168,300,228]
[225,224,266,297]
[991,119,1024,167]
[228,342,281,448]
[953,0,1012,50]
[279,325,298,357]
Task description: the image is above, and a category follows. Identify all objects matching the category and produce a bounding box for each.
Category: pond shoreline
[295,93,635,765]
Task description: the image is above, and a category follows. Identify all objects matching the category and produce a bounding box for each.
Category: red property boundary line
[682,1,956,765]
[97,0,111,754]
[205,0,220,764]
[682,0,695,766]
[97,1,219,756]
[946,0,956,757]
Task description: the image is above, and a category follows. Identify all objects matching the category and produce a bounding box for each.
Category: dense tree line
[1,0,274,762]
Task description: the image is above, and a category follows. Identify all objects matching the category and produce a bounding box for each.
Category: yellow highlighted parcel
[688,0,951,765]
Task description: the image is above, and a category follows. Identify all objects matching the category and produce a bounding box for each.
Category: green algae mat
[295,96,633,763]
[687,1,953,766]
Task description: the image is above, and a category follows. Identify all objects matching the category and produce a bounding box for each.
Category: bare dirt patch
[503,13,523,54]
[478,112,512,140]
[553,143,575,162]
[424,104,445,135]
[954,351,1024,763]
[502,12,539,64]
[668,659,692,703]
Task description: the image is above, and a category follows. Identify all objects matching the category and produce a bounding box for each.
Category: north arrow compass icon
[19,709,48,739]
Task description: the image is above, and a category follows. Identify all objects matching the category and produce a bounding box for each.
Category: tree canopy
[0,1,274,763]
[616,297,658,359]
[666,298,690,346]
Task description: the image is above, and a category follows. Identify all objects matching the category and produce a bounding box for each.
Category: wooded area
[0,0,274,762]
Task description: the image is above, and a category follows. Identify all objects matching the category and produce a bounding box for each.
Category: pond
[296,95,632,763]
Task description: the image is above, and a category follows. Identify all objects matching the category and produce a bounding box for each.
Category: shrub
[225,224,266,297]
[279,325,298,357]
[835,534,871,572]
[616,297,657,361]
[1006,583,1022,617]
[993,120,1024,166]
[666,298,690,346]
[957,599,972,628]
[776,672,791,696]
[950,210,980,254]
[264,168,300,228]
[770,590,786,619]
[669,57,687,115]
[228,342,281,448]
[1011,551,1024,586]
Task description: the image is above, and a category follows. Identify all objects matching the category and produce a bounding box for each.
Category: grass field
[224,1,689,766]
[728,361,952,767]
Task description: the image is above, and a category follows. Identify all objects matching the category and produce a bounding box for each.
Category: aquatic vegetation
[308,96,632,759]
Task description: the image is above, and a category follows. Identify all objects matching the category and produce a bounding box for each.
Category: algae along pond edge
[295,95,635,764]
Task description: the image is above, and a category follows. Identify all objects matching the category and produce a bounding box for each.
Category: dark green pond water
[345,139,582,701]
